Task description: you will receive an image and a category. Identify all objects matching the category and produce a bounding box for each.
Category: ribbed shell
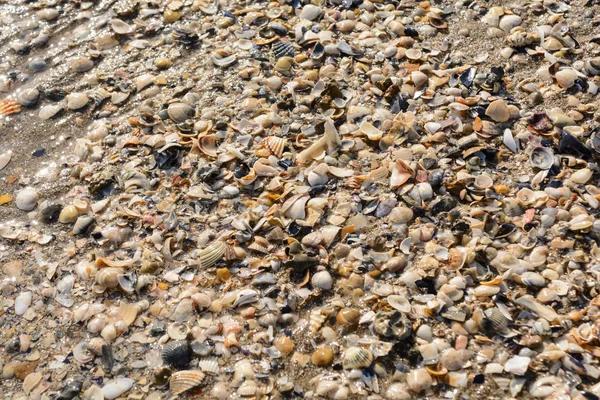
[89,88,111,107]
[0,99,21,116]
[169,370,205,395]
[198,357,219,374]
[272,40,295,59]
[264,136,286,158]
[342,347,373,369]
[161,340,192,367]
[198,241,226,268]
[309,308,327,334]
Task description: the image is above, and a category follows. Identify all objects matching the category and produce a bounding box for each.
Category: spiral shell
[169,370,205,395]
[198,241,226,268]
[309,308,327,334]
[342,347,373,369]
[161,340,193,367]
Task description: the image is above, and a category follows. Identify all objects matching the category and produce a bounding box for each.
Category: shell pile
[3,0,600,399]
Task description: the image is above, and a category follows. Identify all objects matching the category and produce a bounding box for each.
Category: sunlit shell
[263,136,286,158]
[198,241,226,268]
[70,56,94,72]
[198,357,220,374]
[169,370,205,395]
[342,347,373,369]
[39,104,64,120]
[95,268,124,288]
[309,308,327,334]
[168,103,195,123]
[110,18,134,34]
[529,147,554,170]
[66,93,90,110]
[0,99,21,116]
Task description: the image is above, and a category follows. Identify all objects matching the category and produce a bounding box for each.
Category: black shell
[272,40,295,59]
[161,340,192,366]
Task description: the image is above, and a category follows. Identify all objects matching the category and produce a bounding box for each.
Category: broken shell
[529,147,554,170]
[373,311,411,339]
[485,99,510,122]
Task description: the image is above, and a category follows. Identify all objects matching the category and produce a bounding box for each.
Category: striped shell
[342,347,373,369]
[161,340,192,367]
[169,370,205,395]
[198,241,226,268]
[95,267,124,288]
[309,308,327,334]
[198,357,219,374]
[272,40,295,59]
[264,136,286,158]
[89,88,111,107]
[0,99,21,116]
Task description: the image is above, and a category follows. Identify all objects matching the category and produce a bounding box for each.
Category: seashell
[387,294,411,313]
[311,347,334,366]
[39,104,64,120]
[23,372,43,395]
[89,88,110,107]
[70,57,94,72]
[102,378,134,400]
[254,158,278,176]
[232,288,258,307]
[73,216,95,235]
[198,241,226,268]
[95,268,124,288]
[37,8,59,21]
[15,291,32,315]
[309,308,327,334]
[474,174,494,189]
[517,271,546,287]
[263,136,285,158]
[118,301,138,326]
[342,347,373,369]
[169,370,205,395]
[311,270,333,290]
[555,69,577,89]
[66,93,90,110]
[211,54,237,68]
[198,357,219,374]
[237,380,257,396]
[110,19,134,34]
[300,4,321,21]
[0,99,21,116]
[584,57,600,76]
[336,308,360,329]
[359,121,383,141]
[485,99,510,122]
[16,187,39,211]
[111,91,129,104]
[499,15,522,32]
[390,159,414,188]
[529,147,554,170]
[117,270,137,293]
[275,56,294,73]
[272,40,295,59]
[405,48,422,60]
[373,311,411,339]
[168,103,195,123]
[571,168,592,184]
[162,340,193,367]
[516,295,558,322]
[196,135,218,157]
[17,88,40,107]
[0,152,12,171]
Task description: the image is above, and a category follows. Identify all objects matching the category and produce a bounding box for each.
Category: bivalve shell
[169,370,205,395]
[343,347,373,369]
[198,241,226,268]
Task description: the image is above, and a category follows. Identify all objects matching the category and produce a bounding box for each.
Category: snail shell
[342,347,373,369]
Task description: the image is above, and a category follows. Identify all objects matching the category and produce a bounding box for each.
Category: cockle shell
[0,99,21,116]
[198,357,220,374]
[342,347,373,369]
[169,370,205,395]
[263,136,286,158]
[198,241,226,268]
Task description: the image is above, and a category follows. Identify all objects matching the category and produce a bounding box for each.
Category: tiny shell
[198,241,226,268]
[66,93,90,110]
[16,187,39,211]
[169,370,205,395]
[198,357,220,374]
[342,347,373,369]
[0,99,21,116]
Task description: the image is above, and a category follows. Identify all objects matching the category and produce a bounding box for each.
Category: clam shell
[66,93,90,110]
[300,4,321,21]
[110,18,134,34]
[499,15,522,32]
[0,152,11,170]
[168,102,195,123]
[15,187,39,211]
[95,267,124,288]
[70,56,94,72]
[169,370,205,395]
[39,104,64,120]
[17,88,40,107]
[529,147,554,170]
[198,241,226,268]
[162,340,193,367]
[196,135,218,157]
[211,54,237,68]
[343,347,373,369]
[102,378,134,400]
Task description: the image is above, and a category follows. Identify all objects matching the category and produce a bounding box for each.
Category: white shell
[16,187,39,211]
[311,270,333,290]
[198,357,220,374]
[102,378,134,399]
[39,104,63,120]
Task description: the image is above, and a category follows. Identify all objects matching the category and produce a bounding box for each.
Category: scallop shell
[198,241,226,268]
[169,370,205,395]
[198,357,220,374]
[272,40,295,59]
[263,136,285,158]
[343,347,373,369]
[162,340,193,367]
[0,99,22,116]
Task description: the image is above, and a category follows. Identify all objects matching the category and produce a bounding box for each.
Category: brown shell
[264,136,286,158]
[169,370,205,395]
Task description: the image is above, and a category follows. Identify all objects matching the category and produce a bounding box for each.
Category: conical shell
[169,370,205,395]
[198,241,226,268]
[343,347,373,369]
[309,308,327,334]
